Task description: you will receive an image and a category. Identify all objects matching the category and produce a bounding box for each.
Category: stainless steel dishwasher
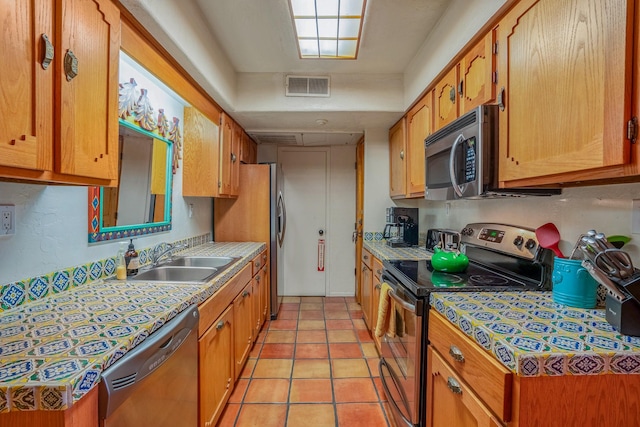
[99,305,199,427]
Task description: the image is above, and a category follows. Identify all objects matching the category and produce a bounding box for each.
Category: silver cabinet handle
[64,50,78,81]
[216,321,225,330]
[447,377,462,394]
[449,345,465,363]
[400,150,404,160]
[242,290,249,298]
[231,153,237,163]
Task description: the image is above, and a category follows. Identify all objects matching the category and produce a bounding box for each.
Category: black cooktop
[383,259,542,297]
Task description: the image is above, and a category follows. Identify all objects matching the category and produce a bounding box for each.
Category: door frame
[355,138,364,302]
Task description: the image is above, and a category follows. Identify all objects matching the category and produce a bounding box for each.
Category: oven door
[379,272,423,427]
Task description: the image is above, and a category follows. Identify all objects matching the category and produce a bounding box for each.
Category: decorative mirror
[88,52,185,243]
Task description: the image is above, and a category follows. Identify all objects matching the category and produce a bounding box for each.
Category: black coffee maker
[383,207,419,247]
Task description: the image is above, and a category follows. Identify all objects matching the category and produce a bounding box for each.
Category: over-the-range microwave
[424,104,561,200]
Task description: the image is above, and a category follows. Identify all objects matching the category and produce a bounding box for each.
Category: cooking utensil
[607,235,631,249]
[535,222,565,258]
[580,237,635,280]
[581,260,627,301]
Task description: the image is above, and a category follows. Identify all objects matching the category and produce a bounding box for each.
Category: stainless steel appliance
[383,207,419,247]
[424,105,561,200]
[213,163,286,319]
[379,223,554,427]
[99,305,199,427]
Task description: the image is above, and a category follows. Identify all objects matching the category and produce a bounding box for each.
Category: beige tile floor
[216,296,393,427]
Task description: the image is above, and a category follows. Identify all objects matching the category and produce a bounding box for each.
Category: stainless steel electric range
[378,223,554,427]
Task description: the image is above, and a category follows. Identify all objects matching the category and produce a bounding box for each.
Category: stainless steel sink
[165,256,238,269]
[125,256,240,284]
[130,266,219,283]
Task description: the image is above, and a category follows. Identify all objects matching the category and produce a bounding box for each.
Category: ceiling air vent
[285,75,330,97]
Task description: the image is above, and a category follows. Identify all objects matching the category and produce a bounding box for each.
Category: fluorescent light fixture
[289,0,366,59]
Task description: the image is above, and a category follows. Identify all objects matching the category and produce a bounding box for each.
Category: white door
[280,148,328,296]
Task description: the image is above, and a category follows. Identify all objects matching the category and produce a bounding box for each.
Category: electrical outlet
[0,204,15,236]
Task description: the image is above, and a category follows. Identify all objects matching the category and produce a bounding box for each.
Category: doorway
[279,146,356,297]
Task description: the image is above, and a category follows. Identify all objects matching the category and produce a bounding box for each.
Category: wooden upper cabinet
[183,107,220,197]
[406,92,433,197]
[459,31,496,115]
[434,65,460,131]
[240,132,257,164]
[230,122,241,195]
[497,0,634,186]
[0,0,120,185]
[389,117,407,198]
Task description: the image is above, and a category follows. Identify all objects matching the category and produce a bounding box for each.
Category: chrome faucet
[151,242,189,266]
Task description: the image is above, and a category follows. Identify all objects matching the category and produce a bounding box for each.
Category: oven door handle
[379,359,414,427]
[449,133,466,198]
[388,288,416,312]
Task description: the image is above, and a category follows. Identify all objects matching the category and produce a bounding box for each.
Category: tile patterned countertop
[363,241,430,261]
[0,241,265,413]
[430,291,640,377]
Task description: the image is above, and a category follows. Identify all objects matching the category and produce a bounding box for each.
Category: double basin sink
[128,256,239,284]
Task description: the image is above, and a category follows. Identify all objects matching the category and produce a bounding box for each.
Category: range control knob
[513,236,524,247]
[461,227,474,236]
[525,238,537,250]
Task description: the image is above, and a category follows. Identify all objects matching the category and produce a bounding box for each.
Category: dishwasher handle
[99,305,199,420]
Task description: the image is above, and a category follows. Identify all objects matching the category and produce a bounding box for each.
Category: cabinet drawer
[372,256,383,280]
[252,250,266,276]
[362,249,373,269]
[428,310,512,421]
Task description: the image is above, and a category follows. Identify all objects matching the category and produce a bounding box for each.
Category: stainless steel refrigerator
[214,163,285,319]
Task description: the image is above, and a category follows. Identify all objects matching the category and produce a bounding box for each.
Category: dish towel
[375,282,395,337]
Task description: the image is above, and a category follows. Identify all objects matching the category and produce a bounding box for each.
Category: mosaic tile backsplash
[0,233,211,312]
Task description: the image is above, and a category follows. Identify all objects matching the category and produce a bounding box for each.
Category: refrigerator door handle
[277,191,287,247]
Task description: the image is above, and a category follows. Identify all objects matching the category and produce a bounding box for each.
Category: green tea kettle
[431,231,469,273]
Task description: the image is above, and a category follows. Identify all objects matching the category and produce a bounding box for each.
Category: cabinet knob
[449,345,465,362]
[242,290,249,298]
[231,153,237,163]
[399,150,404,160]
[256,275,260,282]
[216,321,225,330]
[446,377,462,395]
[449,86,456,103]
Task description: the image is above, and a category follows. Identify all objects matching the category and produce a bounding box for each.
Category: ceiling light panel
[289,0,366,59]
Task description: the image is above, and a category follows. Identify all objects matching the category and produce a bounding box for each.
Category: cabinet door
[57,0,120,180]
[360,262,372,330]
[389,117,407,198]
[260,260,269,324]
[252,274,261,342]
[406,93,433,197]
[427,347,503,427]
[230,121,241,195]
[183,107,220,196]
[460,31,496,115]
[219,113,234,196]
[434,65,459,131]
[497,0,633,185]
[199,305,234,427]
[233,282,253,378]
[0,0,53,172]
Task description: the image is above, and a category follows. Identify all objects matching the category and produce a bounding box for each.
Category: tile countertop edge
[363,241,430,261]
[429,291,640,378]
[0,241,266,413]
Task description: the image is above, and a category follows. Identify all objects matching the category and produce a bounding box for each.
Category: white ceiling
[122,0,452,145]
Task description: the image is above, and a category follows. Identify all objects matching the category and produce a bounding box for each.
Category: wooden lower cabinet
[360,262,373,330]
[199,305,234,427]
[371,257,383,351]
[428,347,503,427]
[427,309,640,427]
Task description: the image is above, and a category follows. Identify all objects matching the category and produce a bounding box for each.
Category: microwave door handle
[449,133,465,198]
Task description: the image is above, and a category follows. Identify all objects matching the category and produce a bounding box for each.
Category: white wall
[362,128,394,234]
[0,176,212,285]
